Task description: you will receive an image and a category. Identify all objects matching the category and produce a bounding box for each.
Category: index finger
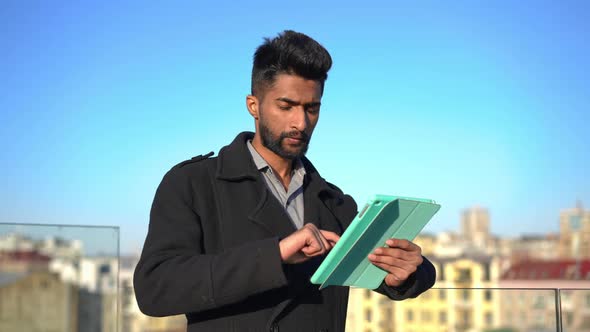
[304,224,328,252]
[386,238,419,251]
[319,230,340,244]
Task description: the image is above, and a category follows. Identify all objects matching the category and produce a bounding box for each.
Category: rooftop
[502,260,590,280]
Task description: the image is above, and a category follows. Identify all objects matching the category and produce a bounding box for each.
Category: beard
[259,117,311,160]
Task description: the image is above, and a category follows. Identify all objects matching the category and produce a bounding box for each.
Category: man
[134,30,435,332]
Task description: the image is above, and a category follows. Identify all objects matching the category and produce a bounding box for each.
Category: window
[533,295,545,309]
[384,308,393,322]
[40,279,49,289]
[565,312,574,326]
[570,215,581,230]
[365,309,372,322]
[561,292,572,305]
[462,289,470,301]
[484,289,492,301]
[407,309,414,321]
[483,263,491,281]
[439,311,447,323]
[534,313,545,326]
[456,268,472,282]
[485,312,493,325]
[463,311,471,325]
[99,264,111,274]
[379,319,392,329]
[439,289,446,300]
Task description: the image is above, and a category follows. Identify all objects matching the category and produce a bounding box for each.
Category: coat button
[269,323,279,332]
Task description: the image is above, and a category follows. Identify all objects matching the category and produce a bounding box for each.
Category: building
[77,256,119,332]
[0,249,78,332]
[413,233,437,256]
[461,206,490,249]
[0,233,83,259]
[346,288,395,332]
[558,202,590,259]
[1,241,120,332]
[507,234,560,263]
[0,250,51,273]
[0,233,35,251]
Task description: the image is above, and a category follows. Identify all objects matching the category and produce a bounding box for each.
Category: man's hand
[368,238,423,287]
[279,223,340,264]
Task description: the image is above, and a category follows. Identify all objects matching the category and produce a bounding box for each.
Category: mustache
[280,130,310,143]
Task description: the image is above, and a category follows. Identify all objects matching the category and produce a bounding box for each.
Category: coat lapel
[247,183,298,239]
[302,164,347,235]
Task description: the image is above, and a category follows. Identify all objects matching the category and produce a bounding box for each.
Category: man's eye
[279,105,291,111]
[307,108,320,114]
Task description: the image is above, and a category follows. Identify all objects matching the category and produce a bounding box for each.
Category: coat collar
[215,131,342,198]
[215,132,260,181]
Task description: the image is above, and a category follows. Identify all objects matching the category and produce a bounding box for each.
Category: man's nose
[291,107,309,131]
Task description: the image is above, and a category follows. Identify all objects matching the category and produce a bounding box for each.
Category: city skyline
[1,2,589,253]
[0,199,584,256]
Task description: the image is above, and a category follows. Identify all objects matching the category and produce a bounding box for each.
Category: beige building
[346,256,503,332]
[413,233,437,256]
[508,234,560,263]
[346,288,395,332]
[0,271,78,332]
[558,202,590,259]
[461,206,490,249]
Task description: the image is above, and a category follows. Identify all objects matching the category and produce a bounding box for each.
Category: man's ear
[246,95,259,120]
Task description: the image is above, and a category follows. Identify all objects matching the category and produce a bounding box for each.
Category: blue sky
[1,1,589,254]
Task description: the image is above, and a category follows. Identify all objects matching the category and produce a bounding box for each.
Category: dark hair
[251,30,332,97]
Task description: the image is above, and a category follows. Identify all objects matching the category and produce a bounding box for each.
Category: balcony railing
[2,223,590,332]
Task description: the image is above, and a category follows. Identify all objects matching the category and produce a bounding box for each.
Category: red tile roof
[0,250,50,262]
[502,260,590,280]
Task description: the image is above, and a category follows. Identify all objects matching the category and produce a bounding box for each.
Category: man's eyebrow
[276,97,321,107]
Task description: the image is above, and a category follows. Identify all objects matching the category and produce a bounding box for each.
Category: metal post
[555,288,563,332]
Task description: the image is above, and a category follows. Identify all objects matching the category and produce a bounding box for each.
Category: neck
[251,134,294,188]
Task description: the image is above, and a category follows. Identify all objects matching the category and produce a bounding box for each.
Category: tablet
[310,194,440,289]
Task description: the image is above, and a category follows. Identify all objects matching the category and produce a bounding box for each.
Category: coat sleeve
[133,166,288,317]
[373,255,436,300]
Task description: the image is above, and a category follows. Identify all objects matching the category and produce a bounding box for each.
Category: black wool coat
[133,132,436,332]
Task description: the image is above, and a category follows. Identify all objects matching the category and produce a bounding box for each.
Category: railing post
[555,288,562,332]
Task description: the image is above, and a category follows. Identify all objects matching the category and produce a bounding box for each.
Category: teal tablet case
[310,194,440,290]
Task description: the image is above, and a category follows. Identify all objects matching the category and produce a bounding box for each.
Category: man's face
[254,74,323,160]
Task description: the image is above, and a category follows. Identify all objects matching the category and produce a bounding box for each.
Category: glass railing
[347,288,562,332]
[559,288,590,332]
[2,223,589,332]
[0,223,119,332]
